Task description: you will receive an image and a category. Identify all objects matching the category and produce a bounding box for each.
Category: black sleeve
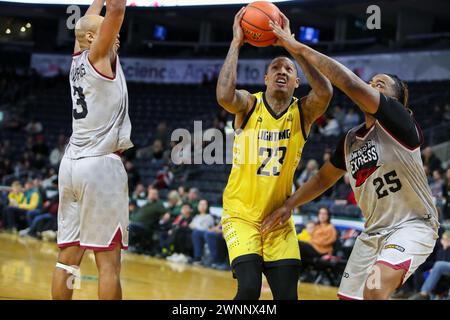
[373,93,421,149]
[330,134,347,171]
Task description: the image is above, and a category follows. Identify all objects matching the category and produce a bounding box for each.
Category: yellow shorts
[221,214,301,268]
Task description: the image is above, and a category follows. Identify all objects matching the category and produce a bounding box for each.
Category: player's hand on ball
[232,6,246,46]
[261,204,292,234]
[269,12,295,48]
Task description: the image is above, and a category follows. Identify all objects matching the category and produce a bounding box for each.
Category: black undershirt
[330,93,422,171]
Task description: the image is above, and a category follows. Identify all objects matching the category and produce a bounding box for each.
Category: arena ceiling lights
[1,0,294,7]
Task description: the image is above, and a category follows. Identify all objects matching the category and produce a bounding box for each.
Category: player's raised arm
[85,0,106,15]
[262,160,345,234]
[271,14,332,133]
[216,7,255,124]
[89,0,126,63]
[74,0,105,53]
[270,15,380,115]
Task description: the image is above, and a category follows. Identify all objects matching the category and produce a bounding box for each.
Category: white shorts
[57,153,129,251]
[338,220,438,300]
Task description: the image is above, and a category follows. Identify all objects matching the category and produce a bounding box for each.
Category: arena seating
[1,71,449,213]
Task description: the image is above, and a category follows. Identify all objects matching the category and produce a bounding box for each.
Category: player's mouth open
[275,78,287,86]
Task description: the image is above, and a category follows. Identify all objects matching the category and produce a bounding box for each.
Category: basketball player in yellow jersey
[216,7,333,300]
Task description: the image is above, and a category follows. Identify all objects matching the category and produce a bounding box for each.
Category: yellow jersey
[223,92,308,223]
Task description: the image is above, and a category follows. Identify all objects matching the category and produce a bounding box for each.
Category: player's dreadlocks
[385,74,409,107]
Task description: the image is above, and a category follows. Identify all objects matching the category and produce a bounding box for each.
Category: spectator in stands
[2,179,42,231]
[0,159,13,179]
[443,168,450,222]
[125,160,141,192]
[165,203,194,262]
[410,232,450,300]
[178,186,188,202]
[296,159,318,188]
[20,195,58,238]
[129,199,138,216]
[166,190,183,218]
[422,147,442,173]
[131,183,147,202]
[153,165,174,189]
[42,168,58,189]
[24,117,43,135]
[319,113,340,137]
[298,207,337,265]
[188,187,200,215]
[343,108,360,132]
[423,165,433,184]
[297,221,315,243]
[204,221,229,270]
[190,200,215,264]
[49,134,67,167]
[321,148,332,166]
[430,170,444,200]
[151,139,166,164]
[332,174,354,204]
[23,136,34,154]
[136,138,169,163]
[32,134,49,157]
[129,187,167,252]
[332,105,345,130]
[154,121,169,149]
[6,180,24,209]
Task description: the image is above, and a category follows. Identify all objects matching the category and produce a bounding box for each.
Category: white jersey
[343,121,439,234]
[66,50,133,159]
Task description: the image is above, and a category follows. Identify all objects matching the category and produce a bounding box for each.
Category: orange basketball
[241,1,283,47]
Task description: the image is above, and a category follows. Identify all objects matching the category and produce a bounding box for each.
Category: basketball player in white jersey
[262,14,439,300]
[52,0,133,300]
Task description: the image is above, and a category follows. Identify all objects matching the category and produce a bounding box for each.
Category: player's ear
[264,74,269,86]
[295,77,300,88]
[86,31,95,44]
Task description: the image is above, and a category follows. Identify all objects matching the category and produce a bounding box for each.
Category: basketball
[241,1,283,47]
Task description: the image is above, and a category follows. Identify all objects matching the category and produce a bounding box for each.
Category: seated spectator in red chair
[3,180,42,231]
[299,207,337,265]
[190,200,215,264]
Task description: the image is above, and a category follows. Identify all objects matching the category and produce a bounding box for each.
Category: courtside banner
[31,49,450,84]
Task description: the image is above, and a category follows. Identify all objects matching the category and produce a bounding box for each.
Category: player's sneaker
[409,292,430,300]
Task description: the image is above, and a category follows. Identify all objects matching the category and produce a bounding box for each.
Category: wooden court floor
[0,232,338,300]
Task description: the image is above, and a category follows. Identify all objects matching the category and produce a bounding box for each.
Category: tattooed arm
[270,14,380,115]
[295,55,332,134]
[216,7,255,128]
[268,14,332,133]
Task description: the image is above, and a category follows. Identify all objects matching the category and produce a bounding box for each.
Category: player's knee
[57,247,84,267]
[363,287,391,300]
